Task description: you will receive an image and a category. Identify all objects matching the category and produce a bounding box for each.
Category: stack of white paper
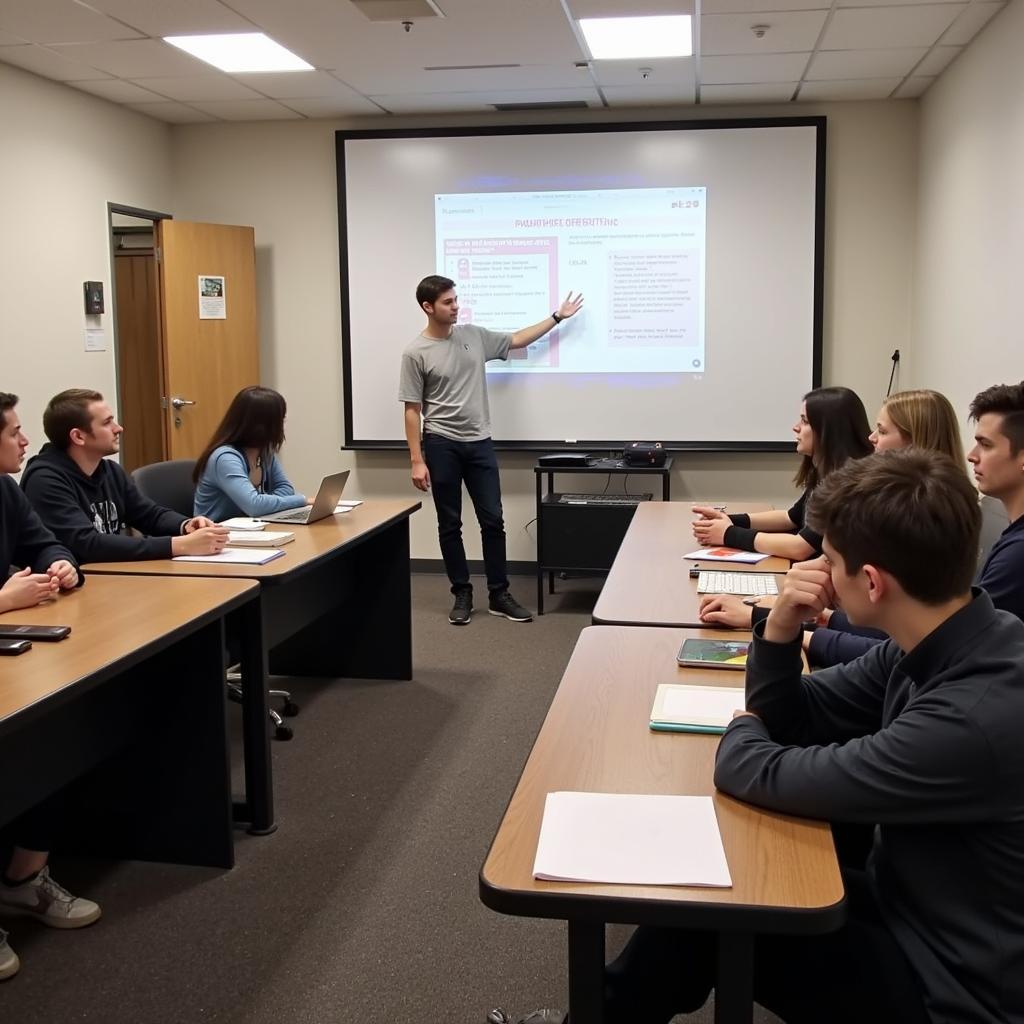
[334,499,363,513]
[684,548,771,565]
[220,517,266,530]
[173,548,285,565]
[533,791,732,887]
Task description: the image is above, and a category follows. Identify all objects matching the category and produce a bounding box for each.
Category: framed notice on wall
[198,275,226,319]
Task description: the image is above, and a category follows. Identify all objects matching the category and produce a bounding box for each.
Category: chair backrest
[978,494,1009,570]
[131,459,196,518]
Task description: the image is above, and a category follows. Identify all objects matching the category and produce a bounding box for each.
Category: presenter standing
[400,275,583,625]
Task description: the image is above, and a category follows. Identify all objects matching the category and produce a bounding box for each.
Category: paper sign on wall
[198,275,226,319]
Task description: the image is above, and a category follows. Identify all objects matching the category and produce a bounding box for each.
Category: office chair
[131,459,299,740]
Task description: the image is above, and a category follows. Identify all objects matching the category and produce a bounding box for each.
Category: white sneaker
[0,867,101,929]
[0,928,19,980]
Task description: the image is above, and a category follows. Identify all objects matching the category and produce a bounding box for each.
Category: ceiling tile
[83,0,255,37]
[368,87,601,115]
[127,100,218,123]
[0,30,27,45]
[702,0,827,11]
[822,5,966,50]
[702,52,810,84]
[0,43,113,80]
[0,0,143,45]
[231,69,358,99]
[330,62,589,95]
[942,2,1004,45]
[276,94,386,117]
[806,48,926,80]
[700,81,797,102]
[590,57,693,87]
[894,76,936,98]
[47,39,211,77]
[129,74,264,101]
[914,45,961,75]
[68,78,170,103]
[590,83,698,105]
[189,98,305,119]
[798,77,902,100]
[701,11,827,55]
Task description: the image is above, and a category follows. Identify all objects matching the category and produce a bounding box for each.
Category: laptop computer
[257,470,350,525]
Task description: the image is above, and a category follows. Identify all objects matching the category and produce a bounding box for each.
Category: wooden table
[0,575,257,869]
[83,500,421,835]
[592,502,789,628]
[480,626,844,1023]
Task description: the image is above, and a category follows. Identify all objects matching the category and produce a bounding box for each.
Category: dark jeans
[422,433,508,595]
[604,869,929,1024]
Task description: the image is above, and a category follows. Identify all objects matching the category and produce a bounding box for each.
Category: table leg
[568,920,605,1024]
[236,595,276,835]
[715,932,754,1023]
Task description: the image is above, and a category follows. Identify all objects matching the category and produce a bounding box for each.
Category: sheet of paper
[684,547,770,564]
[173,548,284,565]
[220,517,266,530]
[655,684,746,728]
[334,500,363,512]
[533,791,732,887]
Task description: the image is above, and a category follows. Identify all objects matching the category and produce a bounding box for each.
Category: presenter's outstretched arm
[509,292,584,350]
[404,402,430,492]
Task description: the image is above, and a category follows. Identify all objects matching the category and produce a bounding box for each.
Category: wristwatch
[551,311,563,324]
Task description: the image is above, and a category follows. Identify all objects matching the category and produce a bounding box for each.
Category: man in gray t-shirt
[399,274,583,626]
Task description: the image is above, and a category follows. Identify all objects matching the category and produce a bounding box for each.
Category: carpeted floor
[0,573,779,1023]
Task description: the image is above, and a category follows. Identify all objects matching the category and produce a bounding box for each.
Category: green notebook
[649,683,747,735]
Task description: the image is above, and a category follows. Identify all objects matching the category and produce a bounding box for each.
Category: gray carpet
[0,574,778,1023]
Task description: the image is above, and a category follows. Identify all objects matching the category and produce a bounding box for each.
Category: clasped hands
[691,505,730,547]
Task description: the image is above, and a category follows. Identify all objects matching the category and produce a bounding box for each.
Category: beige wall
[913,0,1023,426]
[0,63,173,449]
[171,101,918,563]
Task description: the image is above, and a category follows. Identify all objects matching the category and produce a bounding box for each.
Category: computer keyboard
[557,493,653,505]
[269,505,312,523]
[697,571,779,596]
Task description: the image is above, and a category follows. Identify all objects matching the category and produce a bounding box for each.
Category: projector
[623,441,666,467]
[538,452,592,467]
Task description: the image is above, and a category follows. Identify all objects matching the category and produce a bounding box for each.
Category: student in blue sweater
[0,393,96,983]
[605,450,1024,1023]
[192,386,308,521]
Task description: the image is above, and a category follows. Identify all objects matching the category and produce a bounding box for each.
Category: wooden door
[156,221,260,459]
[114,251,165,472]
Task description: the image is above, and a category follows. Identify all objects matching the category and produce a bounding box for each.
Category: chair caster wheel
[274,725,294,741]
[282,701,300,717]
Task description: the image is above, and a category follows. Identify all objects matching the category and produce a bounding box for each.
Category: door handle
[171,397,196,409]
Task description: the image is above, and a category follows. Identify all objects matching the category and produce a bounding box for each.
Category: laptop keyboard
[697,571,779,596]
[270,506,312,523]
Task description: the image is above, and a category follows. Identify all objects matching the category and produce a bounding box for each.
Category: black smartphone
[0,624,71,642]
[0,639,32,655]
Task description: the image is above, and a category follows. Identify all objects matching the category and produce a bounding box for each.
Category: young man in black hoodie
[0,392,97,982]
[22,389,228,563]
[602,449,1024,1023]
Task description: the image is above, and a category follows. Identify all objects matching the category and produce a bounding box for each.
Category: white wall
[0,63,173,446]
[913,0,1024,424]
[171,101,918,563]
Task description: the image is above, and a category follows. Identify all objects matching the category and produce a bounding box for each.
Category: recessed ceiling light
[164,33,314,73]
[579,16,693,60]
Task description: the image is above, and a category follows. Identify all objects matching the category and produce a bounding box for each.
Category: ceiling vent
[349,0,444,22]
[492,101,590,111]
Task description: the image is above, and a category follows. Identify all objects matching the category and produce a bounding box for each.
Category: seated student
[0,392,96,983]
[603,449,1024,1023]
[692,386,872,561]
[193,386,308,521]
[699,388,966,637]
[20,389,229,562]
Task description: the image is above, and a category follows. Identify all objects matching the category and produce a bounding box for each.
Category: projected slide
[435,187,706,373]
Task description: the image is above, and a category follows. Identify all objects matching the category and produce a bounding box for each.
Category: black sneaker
[449,589,473,625]
[488,590,533,622]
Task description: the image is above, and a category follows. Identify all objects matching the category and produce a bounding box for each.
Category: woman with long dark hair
[193,386,308,520]
[693,386,873,561]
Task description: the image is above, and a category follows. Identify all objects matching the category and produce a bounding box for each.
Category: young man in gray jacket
[605,449,1024,1023]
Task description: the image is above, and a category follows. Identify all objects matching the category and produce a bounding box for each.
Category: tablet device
[677,638,750,670]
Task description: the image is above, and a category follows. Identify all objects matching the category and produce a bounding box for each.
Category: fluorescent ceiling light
[579,16,693,60]
[164,33,313,73]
